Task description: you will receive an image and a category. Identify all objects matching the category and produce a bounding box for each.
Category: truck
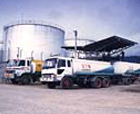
[40,56,140,89]
[5,59,44,84]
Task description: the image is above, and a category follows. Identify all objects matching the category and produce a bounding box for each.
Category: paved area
[0,83,140,114]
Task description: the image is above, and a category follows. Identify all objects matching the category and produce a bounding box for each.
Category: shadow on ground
[121,85,140,93]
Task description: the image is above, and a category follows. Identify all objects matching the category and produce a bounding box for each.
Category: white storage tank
[65,38,94,47]
[64,38,94,58]
[3,22,65,61]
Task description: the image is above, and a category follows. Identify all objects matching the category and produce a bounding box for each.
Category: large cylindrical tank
[65,38,94,58]
[65,38,94,47]
[3,22,65,61]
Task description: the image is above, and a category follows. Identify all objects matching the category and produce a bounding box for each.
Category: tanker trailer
[113,61,140,84]
[40,56,115,89]
[41,56,140,89]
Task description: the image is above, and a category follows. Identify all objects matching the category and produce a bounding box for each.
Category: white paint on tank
[72,59,111,73]
[65,38,94,58]
[4,24,65,61]
[113,61,140,74]
[65,38,94,47]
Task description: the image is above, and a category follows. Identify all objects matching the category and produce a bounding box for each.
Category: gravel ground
[0,83,140,114]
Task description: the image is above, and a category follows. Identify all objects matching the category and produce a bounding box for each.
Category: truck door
[57,59,66,76]
[57,59,73,77]
[66,60,72,76]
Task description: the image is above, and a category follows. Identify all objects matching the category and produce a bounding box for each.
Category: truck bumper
[40,76,57,82]
[40,74,60,82]
[5,73,21,82]
[5,73,15,79]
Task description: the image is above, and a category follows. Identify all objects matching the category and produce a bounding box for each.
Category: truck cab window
[67,60,71,67]
[18,60,25,66]
[43,58,57,69]
[58,59,66,68]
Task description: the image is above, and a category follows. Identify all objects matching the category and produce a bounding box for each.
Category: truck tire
[60,77,73,89]
[122,78,132,85]
[47,82,56,89]
[90,77,102,88]
[102,78,111,88]
[20,75,31,85]
[11,79,18,84]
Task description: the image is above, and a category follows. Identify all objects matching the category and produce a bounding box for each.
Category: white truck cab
[41,57,72,83]
[6,59,31,79]
[6,58,43,85]
[14,59,31,77]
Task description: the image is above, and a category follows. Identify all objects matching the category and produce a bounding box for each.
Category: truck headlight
[51,74,57,77]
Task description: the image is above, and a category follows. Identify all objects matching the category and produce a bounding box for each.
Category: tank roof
[4,20,65,33]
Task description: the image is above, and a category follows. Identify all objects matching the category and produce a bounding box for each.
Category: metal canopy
[61,46,84,50]
[83,36,137,52]
[62,36,138,54]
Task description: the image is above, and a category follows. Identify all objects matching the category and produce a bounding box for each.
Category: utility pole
[20,49,23,58]
[74,30,78,58]
[17,47,20,59]
[41,52,43,60]
[31,50,34,59]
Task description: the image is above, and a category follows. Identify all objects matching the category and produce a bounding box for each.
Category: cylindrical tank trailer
[113,61,140,75]
[41,56,140,89]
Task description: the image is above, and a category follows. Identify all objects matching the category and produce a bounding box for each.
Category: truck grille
[6,70,15,73]
[43,74,52,78]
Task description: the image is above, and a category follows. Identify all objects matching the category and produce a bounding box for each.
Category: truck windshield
[43,58,57,69]
[7,60,18,67]
[17,60,25,66]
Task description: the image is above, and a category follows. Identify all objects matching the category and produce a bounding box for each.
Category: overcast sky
[0,0,140,43]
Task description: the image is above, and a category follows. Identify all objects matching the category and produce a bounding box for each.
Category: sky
[0,0,140,55]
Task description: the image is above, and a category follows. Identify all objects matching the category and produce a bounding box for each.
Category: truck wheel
[47,82,56,89]
[123,78,132,85]
[90,77,102,88]
[20,75,31,85]
[102,78,111,88]
[60,77,73,89]
[11,79,18,84]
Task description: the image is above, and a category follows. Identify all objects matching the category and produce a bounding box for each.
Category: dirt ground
[0,82,140,114]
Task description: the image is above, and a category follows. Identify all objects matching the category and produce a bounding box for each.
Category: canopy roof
[62,36,137,53]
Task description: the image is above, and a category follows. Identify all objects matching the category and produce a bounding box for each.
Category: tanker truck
[5,59,44,84]
[40,56,140,89]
